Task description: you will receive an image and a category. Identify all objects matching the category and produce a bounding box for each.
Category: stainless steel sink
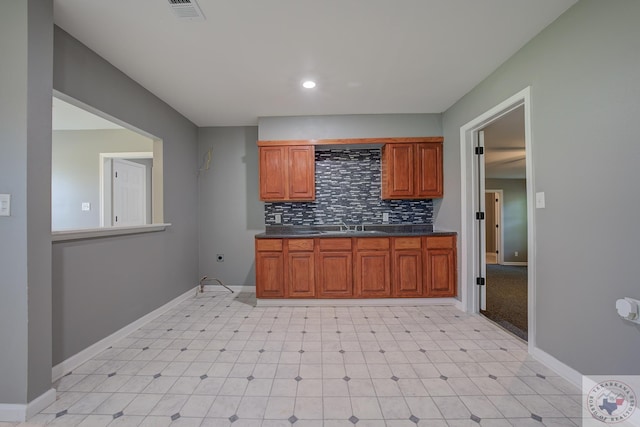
[289,230,324,235]
[325,230,386,235]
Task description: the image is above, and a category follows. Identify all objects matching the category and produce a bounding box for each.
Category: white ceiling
[483,105,525,180]
[53,0,576,127]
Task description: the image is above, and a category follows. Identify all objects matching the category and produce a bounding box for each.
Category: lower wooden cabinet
[424,236,457,297]
[355,238,391,297]
[393,237,424,297]
[255,239,285,298]
[316,238,353,298]
[286,239,315,298]
[256,234,456,299]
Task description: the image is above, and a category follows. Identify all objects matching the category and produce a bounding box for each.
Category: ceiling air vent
[168,0,205,21]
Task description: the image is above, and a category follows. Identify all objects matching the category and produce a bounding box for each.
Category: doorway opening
[459,87,536,350]
[484,190,503,265]
[100,153,153,227]
[480,107,528,341]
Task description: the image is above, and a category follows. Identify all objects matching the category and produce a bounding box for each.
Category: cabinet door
[256,251,285,298]
[287,252,315,298]
[393,250,424,297]
[416,143,443,197]
[259,146,287,201]
[425,248,456,297]
[355,251,391,297]
[382,144,414,199]
[288,146,315,200]
[316,252,353,298]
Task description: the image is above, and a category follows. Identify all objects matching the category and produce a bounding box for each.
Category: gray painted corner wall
[442,0,640,374]
[27,0,54,401]
[258,114,442,140]
[52,129,153,230]
[52,27,199,364]
[198,127,263,286]
[485,179,527,263]
[0,0,53,405]
[0,0,31,405]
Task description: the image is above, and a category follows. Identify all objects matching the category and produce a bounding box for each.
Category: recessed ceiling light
[302,80,316,89]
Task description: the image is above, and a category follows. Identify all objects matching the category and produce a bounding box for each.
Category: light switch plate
[535,192,545,209]
[0,194,10,216]
[82,202,91,211]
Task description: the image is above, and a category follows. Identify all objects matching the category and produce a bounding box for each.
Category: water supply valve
[616,297,640,324]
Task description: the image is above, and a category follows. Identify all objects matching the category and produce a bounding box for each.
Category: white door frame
[459,87,536,351]
[99,152,153,227]
[485,189,504,265]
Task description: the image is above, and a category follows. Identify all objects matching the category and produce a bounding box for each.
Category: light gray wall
[52,27,199,364]
[52,129,153,230]
[258,114,442,140]
[441,0,640,374]
[486,179,527,263]
[198,127,263,286]
[0,0,53,404]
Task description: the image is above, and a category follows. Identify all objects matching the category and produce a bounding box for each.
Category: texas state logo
[587,380,637,423]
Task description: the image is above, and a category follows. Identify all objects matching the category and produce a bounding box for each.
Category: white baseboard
[501,262,528,266]
[198,284,253,293]
[531,346,583,389]
[0,388,56,422]
[52,286,197,382]
[257,297,461,307]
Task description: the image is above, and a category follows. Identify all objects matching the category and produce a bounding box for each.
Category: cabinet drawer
[287,239,314,252]
[425,236,455,249]
[356,238,390,251]
[393,237,422,250]
[256,239,283,251]
[318,238,352,251]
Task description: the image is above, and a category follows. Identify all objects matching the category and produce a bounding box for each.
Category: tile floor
[4,291,583,427]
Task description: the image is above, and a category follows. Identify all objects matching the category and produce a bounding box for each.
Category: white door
[112,158,146,226]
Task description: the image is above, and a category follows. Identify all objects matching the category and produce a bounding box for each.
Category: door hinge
[475,146,484,155]
[476,277,485,286]
[476,211,485,220]
[115,171,118,178]
[115,215,118,222]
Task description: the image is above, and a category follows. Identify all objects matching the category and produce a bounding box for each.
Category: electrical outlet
[81,202,91,211]
[515,251,518,257]
[0,194,10,216]
[216,254,224,262]
[274,213,282,224]
[382,212,389,222]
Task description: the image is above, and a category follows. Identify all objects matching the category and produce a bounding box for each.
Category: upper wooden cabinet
[382,142,443,199]
[259,145,315,201]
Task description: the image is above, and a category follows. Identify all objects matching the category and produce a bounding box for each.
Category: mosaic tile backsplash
[264,148,433,226]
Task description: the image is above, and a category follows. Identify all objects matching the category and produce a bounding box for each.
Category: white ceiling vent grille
[168,0,205,21]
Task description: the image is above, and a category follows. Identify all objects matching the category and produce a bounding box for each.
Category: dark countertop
[255,225,457,239]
